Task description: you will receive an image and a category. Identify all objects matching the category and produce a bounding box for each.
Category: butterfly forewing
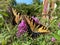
[12,8,22,24]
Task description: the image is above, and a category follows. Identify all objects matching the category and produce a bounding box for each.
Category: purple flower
[32,16,40,24]
[16,29,26,37]
[18,20,27,30]
[16,20,27,38]
[51,37,56,42]
[58,23,60,27]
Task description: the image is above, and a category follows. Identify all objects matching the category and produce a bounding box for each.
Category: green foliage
[58,30,60,35]
[0,15,4,28]
[0,11,8,17]
[0,0,16,11]
[14,0,43,16]
[53,33,60,41]
[0,0,60,45]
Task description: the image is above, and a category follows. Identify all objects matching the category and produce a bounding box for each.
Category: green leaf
[41,41,46,45]
[5,35,11,40]
[0,11,8,16]
[53,33,60,41]
[58,30,60,35]
[2,39,6,45]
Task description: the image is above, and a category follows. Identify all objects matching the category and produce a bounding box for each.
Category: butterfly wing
[24,15,50,33]
[12,8,22,24]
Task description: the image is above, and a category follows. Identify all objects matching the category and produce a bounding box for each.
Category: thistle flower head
[32,16,40,24]
[51,37,56,42]
[16,20,27,38]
